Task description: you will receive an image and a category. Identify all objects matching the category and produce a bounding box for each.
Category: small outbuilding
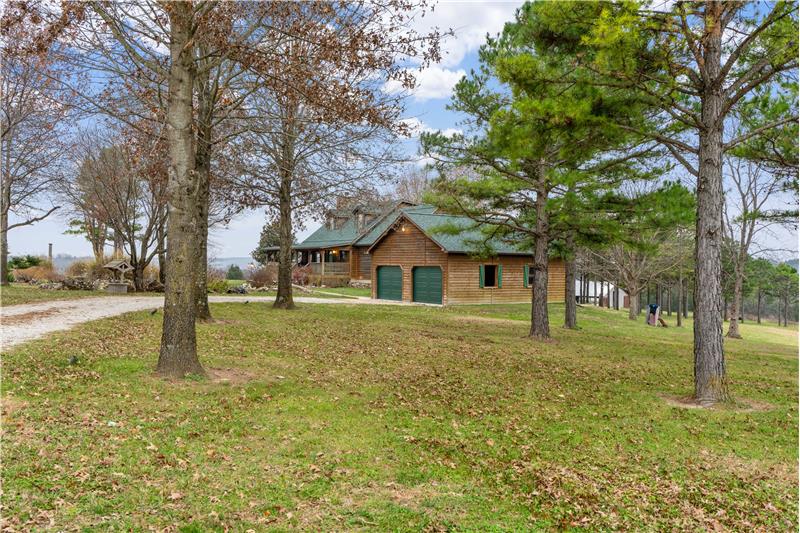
[103,259,133,293]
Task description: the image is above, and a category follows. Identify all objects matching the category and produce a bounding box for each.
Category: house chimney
[48,243,53,265]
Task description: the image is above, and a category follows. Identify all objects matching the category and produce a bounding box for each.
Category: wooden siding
[370,224,448,302]
[355,247,371,280]
[446,255,566,305]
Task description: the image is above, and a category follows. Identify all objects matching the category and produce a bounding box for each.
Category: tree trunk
[133,263,145,292]
[529,169,550,339]
[667,285,672,316]
[157,215,167,285]
[193,62,213,321]
[693,5,728,404]
[0,208,8,286]
[628,289,640,320]
[683,281,689,318]
[677,275,683,327]
[783,294,788,327]
[756,289,762,324]
[563,239,577,329]
[273,168,295,309]
[726,266,743,338]
[157,3,204,379]
[723,297,728,322]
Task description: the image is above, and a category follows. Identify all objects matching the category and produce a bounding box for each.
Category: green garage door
[413,266,442,304]
[376,266,403,301]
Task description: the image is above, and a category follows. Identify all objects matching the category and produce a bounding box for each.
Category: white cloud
[411,1,522,68]
[399,117,462,138]
[385,66,466,102]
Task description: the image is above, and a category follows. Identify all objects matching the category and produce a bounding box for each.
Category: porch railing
[309,262,349,276]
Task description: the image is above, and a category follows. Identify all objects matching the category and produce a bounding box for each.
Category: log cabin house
[287,202,566,305]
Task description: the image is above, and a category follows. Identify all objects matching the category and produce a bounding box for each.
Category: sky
[7,1,798,263]
[8,1,524,260]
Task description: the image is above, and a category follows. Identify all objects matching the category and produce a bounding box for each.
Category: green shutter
[524,265,529,288]
[479,265,485,288]
[497,265,503,288]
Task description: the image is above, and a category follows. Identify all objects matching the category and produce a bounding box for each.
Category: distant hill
[786,258,798,271]
[51,255,93,273]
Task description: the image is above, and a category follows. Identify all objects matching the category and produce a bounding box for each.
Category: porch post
[321,249,325,277]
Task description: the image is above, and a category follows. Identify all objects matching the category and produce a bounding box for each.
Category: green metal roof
[295,203,438,250]
[386,211,530,256]
[353,204,437,247]
[294,217,361,250]
[294,203,524,255]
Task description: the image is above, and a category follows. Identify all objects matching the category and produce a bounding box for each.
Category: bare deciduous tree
[1,50,70,283]
[723,158,785,339]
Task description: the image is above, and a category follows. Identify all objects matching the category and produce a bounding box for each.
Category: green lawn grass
[2,302,796,530]
[311,286,371,298]
[1,283,111,306]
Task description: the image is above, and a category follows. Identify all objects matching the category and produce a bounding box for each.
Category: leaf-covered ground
[2,302,797,530]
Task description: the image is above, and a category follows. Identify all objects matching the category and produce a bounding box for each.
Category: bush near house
[248,265,277,288]
[226,264,244,280]
[8,255,46,270]
[292,264,311,286]
[11,266,62,283]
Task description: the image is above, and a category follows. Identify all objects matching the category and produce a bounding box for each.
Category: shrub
[207,278,229,294]
[66,258,114,281]
[8,255,44,270]
[142,264,160,283]
[206,268,228,294]
[292,264,311,286]
[13,266,62,283]
[226,264,244,280]
[249,265,277,288]
[66,260,91,278]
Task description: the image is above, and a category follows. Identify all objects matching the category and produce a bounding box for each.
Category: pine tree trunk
[756,289,762,324]
[677,275,683,327]
[273,169,295,309]
[529,168,550,339]
[157,4,204,379]
[726,266,743,338]
[683,281,688,318]
[563,240,577,329]
[783,294,788,326]
[693,4,728,403]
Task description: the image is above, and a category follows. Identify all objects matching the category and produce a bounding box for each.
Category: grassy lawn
[313,286,372,298]
[1,283,111,306]
[2,302,796,530]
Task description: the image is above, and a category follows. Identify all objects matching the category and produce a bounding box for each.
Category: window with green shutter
[481,264,498,288]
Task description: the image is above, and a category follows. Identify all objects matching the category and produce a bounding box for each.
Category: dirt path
[1,295,407,350]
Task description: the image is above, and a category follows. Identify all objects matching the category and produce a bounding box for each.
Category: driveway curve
[1,295,406,350]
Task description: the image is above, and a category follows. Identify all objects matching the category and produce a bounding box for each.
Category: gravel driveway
[1,295,406,350]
